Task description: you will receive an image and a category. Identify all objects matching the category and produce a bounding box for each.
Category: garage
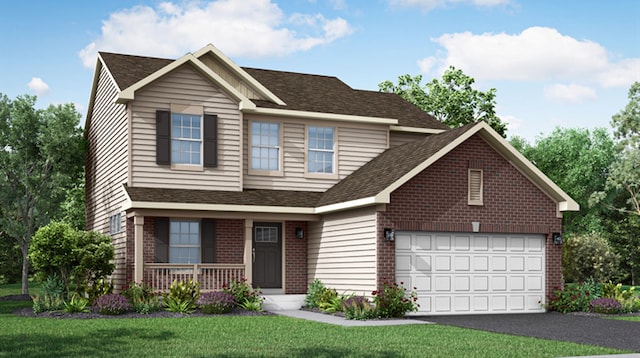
[396,231,546,315]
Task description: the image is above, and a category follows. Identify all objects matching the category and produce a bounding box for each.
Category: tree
[511,128,616,236]
[379,66,507,137]
[562,233,621,283]
[0,94,85,294]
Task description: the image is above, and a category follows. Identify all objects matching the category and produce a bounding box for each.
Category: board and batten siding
[307,207,378,294]
[129,64,242,191]
[198,53,266,101]
[242,117,389,191]
[85,64,129,287]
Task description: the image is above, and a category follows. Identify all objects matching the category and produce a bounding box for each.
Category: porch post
[134,215,144,283]
[244,219,253,284]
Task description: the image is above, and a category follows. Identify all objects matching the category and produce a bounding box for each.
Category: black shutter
[156,110,171,165]
[203,114,217,168]
[201,219,216,263]
[155,218,170,263]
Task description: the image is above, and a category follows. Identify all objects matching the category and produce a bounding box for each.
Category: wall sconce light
[384,228,395,241]
[295,227,304,239]
[552,232,563,245]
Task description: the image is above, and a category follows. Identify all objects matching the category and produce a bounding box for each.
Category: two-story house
[85,44,578,315]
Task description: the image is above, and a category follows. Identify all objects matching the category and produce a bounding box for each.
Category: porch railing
[144,263,245,291]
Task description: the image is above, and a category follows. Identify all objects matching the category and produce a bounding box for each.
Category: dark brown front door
[252,222,282,288]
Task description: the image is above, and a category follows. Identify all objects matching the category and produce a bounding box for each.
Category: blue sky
[1,0,639,142]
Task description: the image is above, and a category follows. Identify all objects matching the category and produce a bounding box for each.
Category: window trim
[304,125,338,179]
[169,219,201,264]
[468,169,484,206]
[248,120,284,176]
[170,112,203,169]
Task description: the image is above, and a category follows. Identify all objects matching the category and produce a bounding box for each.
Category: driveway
[415,312,640,352]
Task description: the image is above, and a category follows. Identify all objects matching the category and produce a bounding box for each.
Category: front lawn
[0,299,628,357]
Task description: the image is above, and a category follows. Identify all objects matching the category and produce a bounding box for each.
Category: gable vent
[468,169,483,205]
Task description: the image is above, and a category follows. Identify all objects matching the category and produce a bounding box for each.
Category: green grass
[0,280,42,297]
[0,299,628,357]
[607,315,640,322]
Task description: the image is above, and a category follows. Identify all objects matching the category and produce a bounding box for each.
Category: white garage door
[396,232,545,315]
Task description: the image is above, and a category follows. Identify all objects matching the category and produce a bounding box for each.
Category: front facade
[85,44,578,315]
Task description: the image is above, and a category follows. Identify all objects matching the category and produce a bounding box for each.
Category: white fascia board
[314,196,379,214]
[390,125,446,134]
[123,200,316,214]
[194,44,285,106]
[245,107,398,126]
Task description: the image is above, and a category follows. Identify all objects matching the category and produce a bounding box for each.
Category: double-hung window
[250,121,281,172]
[169,220,201,264]
[171,113,202,166]
[307,126,335,174]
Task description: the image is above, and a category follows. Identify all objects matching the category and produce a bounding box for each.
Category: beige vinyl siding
[85,65,129,287]
[307,206,378,294]
[129,64,242,191]
[243,117,388,191]
[389,131,430,147]
[198,53,265,100]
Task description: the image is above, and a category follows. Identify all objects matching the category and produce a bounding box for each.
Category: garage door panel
[396,231,546,315]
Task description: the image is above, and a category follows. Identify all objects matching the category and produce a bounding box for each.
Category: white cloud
[78,0,353,68]
[500,113,522,132]
[27,77,49,96]
[419,27,640,89]
[388,0,510,12]
[544,83,597,104]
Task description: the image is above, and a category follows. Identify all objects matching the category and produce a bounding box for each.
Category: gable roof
[96,47,447,130]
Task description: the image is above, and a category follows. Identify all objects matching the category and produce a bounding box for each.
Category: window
[169,220,200,264]
[109,213,121,235]
[171,113,201,165]
[468,169,483,205]
[250,121,280,171]
[156,110,217,168]
[254,226,279,243]
[307,126,335,174]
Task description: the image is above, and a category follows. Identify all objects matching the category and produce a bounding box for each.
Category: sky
[1,0,639,142]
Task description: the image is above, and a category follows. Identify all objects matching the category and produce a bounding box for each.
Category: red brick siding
[284,221,308,294]
[377,134,563,299]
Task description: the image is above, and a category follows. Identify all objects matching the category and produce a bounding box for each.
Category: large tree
[379,66,507,137]
[511,127,616,236]
[0,94,85,294]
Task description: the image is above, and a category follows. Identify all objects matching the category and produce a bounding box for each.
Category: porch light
[552,232,563,245]
[295,227,304,239]
[384,228,395,241]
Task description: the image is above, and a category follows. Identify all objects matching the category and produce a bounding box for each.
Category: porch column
[244,219,253,284]
[134,215,144,283]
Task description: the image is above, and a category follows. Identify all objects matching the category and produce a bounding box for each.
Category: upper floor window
[250,121,281,172]
[307,126,335,174]
[171,113,202,165]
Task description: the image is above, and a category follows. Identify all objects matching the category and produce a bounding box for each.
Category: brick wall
[377,134,563,298]
[284,221,308,294]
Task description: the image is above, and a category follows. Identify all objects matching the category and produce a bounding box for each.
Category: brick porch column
[134,215,144,283]
[244,219,253,284]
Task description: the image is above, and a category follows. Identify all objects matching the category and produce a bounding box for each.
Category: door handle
[252,248,255,263]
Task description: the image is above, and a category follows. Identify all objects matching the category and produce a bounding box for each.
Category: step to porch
[262,294,305,311]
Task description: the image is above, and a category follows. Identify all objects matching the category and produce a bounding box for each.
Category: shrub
[304,279,325,308]
[590,297,622,314]
[372,281,419,318]
[123,282,163,314]
[622,297,640,313]
[562,233,621,283]
[602,281,635,302]
[315,287,339,312]
[342,295,376,320]
[63,294,90,313]
[84,278,113,305]
[31,274,67,314]
[93,293,131,315]
[198,291,236,314]
[546,282,599,313]
[223,277,263,310]
[164,279,200,314]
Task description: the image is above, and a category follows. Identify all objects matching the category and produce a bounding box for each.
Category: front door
[252,222,282,288]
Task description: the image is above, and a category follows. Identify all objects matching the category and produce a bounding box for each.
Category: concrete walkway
[272,309,432,327]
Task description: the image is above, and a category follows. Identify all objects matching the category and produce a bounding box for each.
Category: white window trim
[304,125,338,179]
[109,212,122,235]
[468,169,484,206]
[169,219,201,264]
[248,120,284,176]
[170,104,204,170]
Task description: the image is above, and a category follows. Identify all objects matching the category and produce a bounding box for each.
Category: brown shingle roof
[98,51,448,130]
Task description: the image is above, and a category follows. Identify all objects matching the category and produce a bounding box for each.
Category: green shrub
[602,281,635,301]
[122,282,163,314]
[546,282,599,313]
[342,295,376,320]
[622,297,640,313]
[198,291,236,314]
[315,287,338,311]
[84,278,113,304]
[31,274,67,314]
[223,277,263,310]
[562,233,621,283]
[372,281,419,318]
[304,279,325,308]
[63,294,90,313]
[164,279,200,314]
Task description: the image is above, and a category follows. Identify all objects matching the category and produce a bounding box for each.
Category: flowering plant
[223,277,263,310]
[590,297,622,314]
[372,280,419,318]
[93,293,131,315]
[198,291,236,314]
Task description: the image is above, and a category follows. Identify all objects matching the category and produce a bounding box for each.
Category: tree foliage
[511,128,615,236]
[562,233,621,283]
[379,66,507,137]
[0,94,85,294]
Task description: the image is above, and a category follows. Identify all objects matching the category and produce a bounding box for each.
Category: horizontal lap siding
[307,207,377,294]
[130,64,241,191]
[243,119,388,191]
[85,65,129,287]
